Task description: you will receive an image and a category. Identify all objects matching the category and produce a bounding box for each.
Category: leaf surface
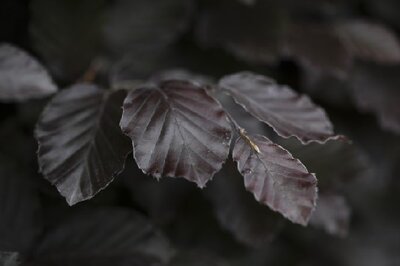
[36,84,131,205]
[233,135,317,225]
[219,72,339,143]
[0,44,56,102]
[120,80,232,187]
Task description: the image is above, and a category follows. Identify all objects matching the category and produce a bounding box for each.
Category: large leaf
[0,158,42,253]
[232,135,317,225]
[30,208,174,266]
[205,161,284,247]
[120,80,232,187]
[350,63,400,134]
[0,44,57,102]
[310,193,351,237]
[30,0,106,81]
[335,20,400,64]
[219,72,339,144]
[36,84,131,205]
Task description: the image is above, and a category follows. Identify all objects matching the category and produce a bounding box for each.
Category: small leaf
[0,159,42,253]
[0,44,57,102]
[31,208,174,265]
[206,161,284,247]
[36,84,131,205]
[232,135,317,225]
[120,80,232,187]
[335,20,400,64]
[310,193,351,237]
[219,72,340,144]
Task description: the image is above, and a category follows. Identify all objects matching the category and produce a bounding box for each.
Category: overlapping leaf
[206,161,284,247]
[310,193,351,237]
[219,72,340,143]
[36,84,131,205]
[120,80,232,187]
[0,159,42,253]
[233,135,317,225]
[0,44,57,101]
[31,208,173,266]
[335,20,400,64]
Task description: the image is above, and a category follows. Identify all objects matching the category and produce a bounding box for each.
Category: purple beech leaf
[36,84,131,205]
[232,134,317,225]
[0,252,20,266]
[0,43,57,102]
[32,208,173,266]
[120,80,232,187]
[219,72,341,144]
[206,161,284,247]
[335,20,400,64]
[310,193,351,237]
[350,63,400,134]
[150,69,214,88]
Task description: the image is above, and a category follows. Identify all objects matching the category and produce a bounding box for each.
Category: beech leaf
[120,80,232,187]
[36,84,131,205]
[219,72,340,144]
[232,134,317,225]
[0,44,57,102]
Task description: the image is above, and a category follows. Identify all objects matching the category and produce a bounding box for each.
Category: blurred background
[1,0,400,265]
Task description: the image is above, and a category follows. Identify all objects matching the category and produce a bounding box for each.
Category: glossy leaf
[30,0,106,81]
[219,72,340,144]
[0,159,42,253]
[36,84,131,205]
[120,80,232,187]
[206,161,284,247]
[233,135,317,225]
[31,208,173,265]
[335,20,400,64]
[310,193,351,237]
[0,44,57,102]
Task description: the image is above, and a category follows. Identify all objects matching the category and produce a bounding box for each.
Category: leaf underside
[219,71,340,144]
[233,135,317,225]
[0,43,57,102]
[120,80,232,187]
[36,84,131,205]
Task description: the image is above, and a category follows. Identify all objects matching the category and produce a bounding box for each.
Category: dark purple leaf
[36,84,131,205]
[30,0,106,81]
[150,69,214,88]
[206,161,284,247]
[350,63,400,134]
[219,72,341,144]
[0,159,42,253]
[120,80,232,187]
[335,20,400,64]
[233,134,317,225]
[310,193,351,237]
[31,208,173,266]
[0,44,57,102]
